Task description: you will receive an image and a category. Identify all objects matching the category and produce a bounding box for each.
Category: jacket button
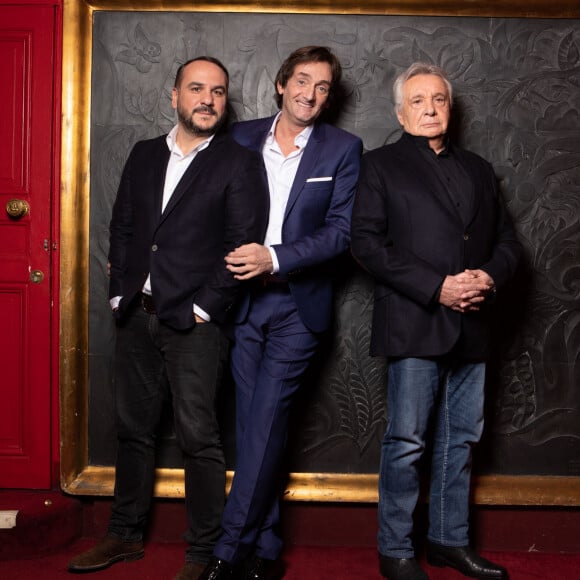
[152,244,158,251]
[463,234,470,241]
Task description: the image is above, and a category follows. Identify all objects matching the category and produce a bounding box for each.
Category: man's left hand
[460,269,495,311]
[464,269,495,295]
[225,243,274,280]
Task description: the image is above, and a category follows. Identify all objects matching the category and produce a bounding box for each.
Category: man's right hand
[225,243,274,280]
[439,270,494,313]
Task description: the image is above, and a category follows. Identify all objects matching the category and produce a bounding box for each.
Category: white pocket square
[306,176,333,182]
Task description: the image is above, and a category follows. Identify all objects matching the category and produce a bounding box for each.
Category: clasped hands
[439,269,495,313]
[225,243,274,280]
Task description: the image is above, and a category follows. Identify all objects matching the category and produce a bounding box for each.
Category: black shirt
[410,133,474,225]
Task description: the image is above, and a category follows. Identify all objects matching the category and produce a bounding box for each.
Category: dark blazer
[351,132,521,359]
[108,131,269,330]
[231,115,363,333]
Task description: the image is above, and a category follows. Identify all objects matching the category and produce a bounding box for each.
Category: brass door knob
[30,270,44,284]
[6,199,30,218]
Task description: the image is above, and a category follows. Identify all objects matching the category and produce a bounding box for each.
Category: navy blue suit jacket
[351,132,521,359]
[231,115,363,333]
[108,131,269,330]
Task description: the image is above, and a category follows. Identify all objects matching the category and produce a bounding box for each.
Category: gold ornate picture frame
[60,0,580,505]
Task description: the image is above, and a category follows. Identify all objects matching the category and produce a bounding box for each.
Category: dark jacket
[351,132,521,358]
[108,131,269,330]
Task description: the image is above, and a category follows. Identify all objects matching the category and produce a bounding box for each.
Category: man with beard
[68,57,268,580]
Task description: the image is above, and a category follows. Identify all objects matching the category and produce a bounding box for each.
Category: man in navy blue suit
[199,46,362,580]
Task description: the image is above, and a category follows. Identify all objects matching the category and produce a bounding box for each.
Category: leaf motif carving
[329,321,386,452]
[558,31,580,71]
[123,89,141,116]
[115,49,139,66]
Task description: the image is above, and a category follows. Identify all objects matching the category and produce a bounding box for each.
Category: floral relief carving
[115,22,161,73]
[89,13,580,475]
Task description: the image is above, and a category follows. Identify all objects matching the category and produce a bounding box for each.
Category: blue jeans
[378,357,485,558]
[108,302,228,564]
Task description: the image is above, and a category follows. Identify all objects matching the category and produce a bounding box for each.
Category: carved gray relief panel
[89,12,580,476]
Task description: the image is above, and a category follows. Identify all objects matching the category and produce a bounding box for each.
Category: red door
[0,4,57,488]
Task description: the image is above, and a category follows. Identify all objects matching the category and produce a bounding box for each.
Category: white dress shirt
[262,113,313,272]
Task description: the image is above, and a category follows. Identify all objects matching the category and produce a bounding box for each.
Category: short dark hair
[274,46,342,108]
[174,56,230,90]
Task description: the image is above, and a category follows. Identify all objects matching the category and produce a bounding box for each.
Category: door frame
[51,0,63,488]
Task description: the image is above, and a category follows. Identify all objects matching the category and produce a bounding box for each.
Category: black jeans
[108,303,228,564]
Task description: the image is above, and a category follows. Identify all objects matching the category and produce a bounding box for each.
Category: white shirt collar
[265,112,314,149]
[166,124,214,157]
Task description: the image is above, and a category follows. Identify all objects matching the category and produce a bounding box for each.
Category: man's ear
[396,109,404,127]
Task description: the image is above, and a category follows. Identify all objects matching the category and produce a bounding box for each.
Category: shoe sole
[426,554,507,579]
[68,550,145,573]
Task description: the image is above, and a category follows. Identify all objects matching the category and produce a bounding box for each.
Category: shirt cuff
[268,247,279,274]
[194,304,211,322]
[110,296,122,310]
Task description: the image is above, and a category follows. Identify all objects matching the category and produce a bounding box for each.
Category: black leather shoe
[426,541,508,578]
[245,556,284,579]
[379,554,428,580]
[198,557,234,580]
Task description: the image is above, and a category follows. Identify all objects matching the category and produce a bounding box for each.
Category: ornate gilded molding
[60,0,580,505]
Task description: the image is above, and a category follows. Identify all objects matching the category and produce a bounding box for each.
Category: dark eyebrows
[295,72,331,87]
[184,81,227,92]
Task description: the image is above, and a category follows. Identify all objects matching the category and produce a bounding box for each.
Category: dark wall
[88,12,580,476]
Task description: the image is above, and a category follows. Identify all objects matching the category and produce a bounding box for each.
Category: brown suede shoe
[174,562,206,580]
[68,534,144,572]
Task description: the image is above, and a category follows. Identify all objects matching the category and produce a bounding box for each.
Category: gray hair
[393,62,453,113]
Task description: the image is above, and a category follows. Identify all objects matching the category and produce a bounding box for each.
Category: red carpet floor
[1,538,580,579]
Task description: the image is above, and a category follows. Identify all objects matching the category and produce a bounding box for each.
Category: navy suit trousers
[214,286,320,563]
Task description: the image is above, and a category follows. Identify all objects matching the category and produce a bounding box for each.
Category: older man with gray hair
[351,62,520,580]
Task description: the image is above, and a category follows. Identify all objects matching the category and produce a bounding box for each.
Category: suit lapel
[284,123,324,219]
[158,134,223,224]
[152,143,171,220]
[246,117,273,153]
[453,148,481,225]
